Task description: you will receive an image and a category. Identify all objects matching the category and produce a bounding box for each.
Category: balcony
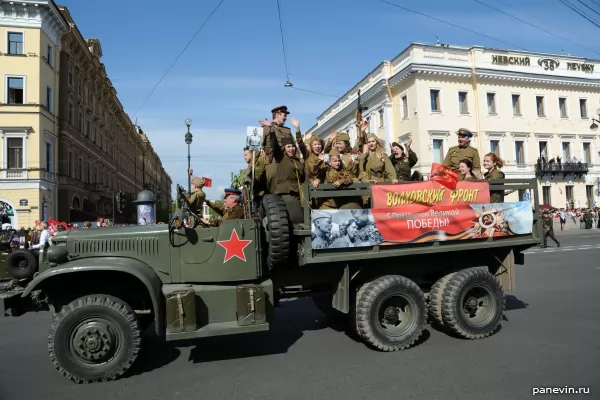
[535,161,589,178]
[0,169,28,179]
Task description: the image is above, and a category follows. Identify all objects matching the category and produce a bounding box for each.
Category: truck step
[165,321,270,341]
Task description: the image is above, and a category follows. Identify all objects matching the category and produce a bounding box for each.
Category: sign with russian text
[310,202,533,249]
[371,181,491,208]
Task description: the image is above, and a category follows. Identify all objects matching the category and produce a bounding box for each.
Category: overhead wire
[574,0,600,18]
[472,0,600,57]
[275,0,291,82]
[559,0,600,29]
[378,0,528,50]
[132,0,226,118]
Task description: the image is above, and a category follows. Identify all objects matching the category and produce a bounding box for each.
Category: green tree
[230,169,245,190]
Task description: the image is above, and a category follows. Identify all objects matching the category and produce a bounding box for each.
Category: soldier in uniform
[443,128,481,175]
[259,105,302,195]
[542,209,560,248]
[312,210,333,249]
[243,147,266,214]
[389,139,418,181]
[203,188,245,227]
[483,152,506,203]
[246,128,262,150]
[187,169,207,216]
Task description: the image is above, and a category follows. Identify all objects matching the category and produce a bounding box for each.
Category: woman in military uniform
[318,148,362,210]
[457,159,480,181]
[483,152,505,203]
[269,132,306,223]
[358,134,395,184]
[389,139,418,182]
[299,136,327,188]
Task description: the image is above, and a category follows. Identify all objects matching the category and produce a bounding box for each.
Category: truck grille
[73,238,159,256]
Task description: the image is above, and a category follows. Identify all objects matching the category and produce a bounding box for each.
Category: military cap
[329,148,341,157]
[271,105,290,114]
[191,177,204,187]
[334,132,350,142]
[224,188,242,197]
[457,128,473,137]
[312,210,332,221]
[306,136,324,145]
[281,136,295,146]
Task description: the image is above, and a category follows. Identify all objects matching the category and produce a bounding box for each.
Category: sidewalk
[553,218,600,235]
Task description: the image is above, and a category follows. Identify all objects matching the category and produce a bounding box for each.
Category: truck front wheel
[355,275,426,352]
[48,294,142,383]
[441,268,504,339]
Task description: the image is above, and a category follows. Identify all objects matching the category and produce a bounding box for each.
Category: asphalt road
[1,231,599,400]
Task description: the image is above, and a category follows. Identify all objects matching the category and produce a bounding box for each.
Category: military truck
[0,179,541,384]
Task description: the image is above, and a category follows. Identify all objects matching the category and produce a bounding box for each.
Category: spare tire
[260,194,292,269]
[5,249,38,279]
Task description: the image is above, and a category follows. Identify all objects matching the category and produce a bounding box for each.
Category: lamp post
[588,108,600,131]
[184,119,193,196]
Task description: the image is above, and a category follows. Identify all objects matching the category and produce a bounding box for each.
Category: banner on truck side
[310,202,533,249]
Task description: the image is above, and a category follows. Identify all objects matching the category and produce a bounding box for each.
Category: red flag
[202,177,212,188]
[429,163,458,190]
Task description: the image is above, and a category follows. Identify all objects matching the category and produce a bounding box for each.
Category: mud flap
[332,265,350,314]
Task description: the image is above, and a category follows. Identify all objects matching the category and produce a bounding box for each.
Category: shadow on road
[504,295,528,311]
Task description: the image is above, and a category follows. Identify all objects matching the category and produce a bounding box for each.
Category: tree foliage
[230,169,245,190]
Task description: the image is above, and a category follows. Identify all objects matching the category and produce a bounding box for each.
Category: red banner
[371,180,490,208]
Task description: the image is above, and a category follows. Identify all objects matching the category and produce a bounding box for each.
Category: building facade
[55,7,171,223]
[306,42,600,208]
[0,0,69,228]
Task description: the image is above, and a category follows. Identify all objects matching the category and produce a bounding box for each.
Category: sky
[56,0,600,200]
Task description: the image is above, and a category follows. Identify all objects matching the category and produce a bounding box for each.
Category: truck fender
[21,257,164,336]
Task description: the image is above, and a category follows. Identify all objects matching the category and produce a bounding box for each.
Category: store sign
[567,62,594,73]
[491,55,530,66]
[538,58,560,71]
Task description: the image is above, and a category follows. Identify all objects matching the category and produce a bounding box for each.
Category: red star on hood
[217,229,252,263]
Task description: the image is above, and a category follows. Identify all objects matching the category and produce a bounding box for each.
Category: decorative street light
[588,108,600,131]
[184,118,193,196]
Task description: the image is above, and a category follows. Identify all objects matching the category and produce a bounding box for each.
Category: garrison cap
[191,177,204,187]
[281,136,295,146]
[271,105,290,114]
[224,188,242,197]
[334,132,350,142]
[328,148,341,157]
[457,128,473,137]
[312,210,332,221]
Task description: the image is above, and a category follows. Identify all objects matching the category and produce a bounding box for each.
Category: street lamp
[588,108,600,131]
[184,119,193,196]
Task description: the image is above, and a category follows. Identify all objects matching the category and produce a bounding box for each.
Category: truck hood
[57,224,170,241]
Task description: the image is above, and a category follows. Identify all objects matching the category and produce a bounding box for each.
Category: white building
[305,42,600,208]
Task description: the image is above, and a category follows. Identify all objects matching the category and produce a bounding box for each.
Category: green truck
[0,179,542,384]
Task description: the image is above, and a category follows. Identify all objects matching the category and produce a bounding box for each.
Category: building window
[432,139,444,163]
[536,96,545,117]
[539,141,548,160]
[46,86,53,112]
[6,76,24,104]
[566,186,574,206]
[458,91,469,114]
[542,186,551,205]
[580,99,588,119]
[7,137,24,169]
[515,141,525,164]
[68,152,73,177]
[559,97,567,118]
[401,95,408,118]
[430,89,440,112]
[46,142,52,172]
[7,32,24,55]
[582,142,591,164]
[68,64,73,85]
[562,142,571,161]
[68,102,74,123]
[490,140,500,156]
[586,185,594,207]
[487,93,496,114]
[378,109,384,128]
[78,111,83,131]
[86,120,90,136]
[46,45,53,67]
[512,94,521,116]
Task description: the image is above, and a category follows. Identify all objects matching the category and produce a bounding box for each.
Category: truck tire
[4,250,38,279]
[441,268,504,339]
[48,294,142,383]
[260,194,291,269]
[428,272,456,326]
[355,275,426,352]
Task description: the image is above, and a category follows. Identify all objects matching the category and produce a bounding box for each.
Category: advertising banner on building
[310,202,533,249]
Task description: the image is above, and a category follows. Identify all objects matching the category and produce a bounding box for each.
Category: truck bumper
[0,281,48,318]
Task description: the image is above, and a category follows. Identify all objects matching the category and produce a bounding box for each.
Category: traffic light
[119,191,126,213]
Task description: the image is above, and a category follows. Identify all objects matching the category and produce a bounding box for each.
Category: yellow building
[0,0,69,228]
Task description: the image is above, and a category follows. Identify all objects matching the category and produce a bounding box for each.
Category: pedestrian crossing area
[522,244,600,255]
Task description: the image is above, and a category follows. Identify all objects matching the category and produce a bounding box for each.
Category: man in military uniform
[246,128,262,151]
[312,210,333,249]
[542,209,560,248]
[443,128,481,175]
[202,188,245,227]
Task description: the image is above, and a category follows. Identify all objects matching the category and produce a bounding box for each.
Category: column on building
[383,100,395,149]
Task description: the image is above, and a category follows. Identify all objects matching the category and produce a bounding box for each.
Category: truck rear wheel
[355,275,426,352]
[48,294,142,383]
[260,194,292,269]
[4,250,38,279]
[441,268,504,339]
[428,272,456,326]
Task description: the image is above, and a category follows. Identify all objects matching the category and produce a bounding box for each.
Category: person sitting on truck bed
[457,159,482,181]
[316,148,362,210]
[202,188,245,227]
[389,139,418,182]
[322,126,365,181]
[483,152,506,203]
[187,170,207,216]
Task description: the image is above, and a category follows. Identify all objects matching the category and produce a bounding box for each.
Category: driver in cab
[202,188,245,227]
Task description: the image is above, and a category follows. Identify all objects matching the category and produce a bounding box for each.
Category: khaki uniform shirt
[484,168,505,203]
[188,189,206,215]
[443,145,481,173]
[389,149,418,181]
[206,202,245,227]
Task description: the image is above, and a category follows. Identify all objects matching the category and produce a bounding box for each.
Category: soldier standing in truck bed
[443,128,481,175]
